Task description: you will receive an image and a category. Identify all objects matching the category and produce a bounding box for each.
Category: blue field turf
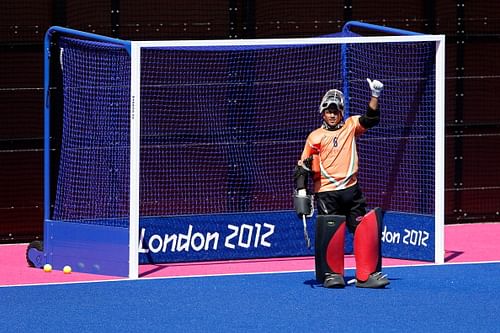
[1,262,499,332]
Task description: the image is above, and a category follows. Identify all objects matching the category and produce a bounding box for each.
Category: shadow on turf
[303,275,356,288]
[445,250,464,262]
[304,279,321,288]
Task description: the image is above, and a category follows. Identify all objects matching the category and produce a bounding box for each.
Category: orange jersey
[300,116,367,193]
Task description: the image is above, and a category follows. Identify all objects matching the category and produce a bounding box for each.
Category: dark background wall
[1,0,499,243]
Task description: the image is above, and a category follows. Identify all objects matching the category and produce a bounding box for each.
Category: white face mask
[319,89,344,116]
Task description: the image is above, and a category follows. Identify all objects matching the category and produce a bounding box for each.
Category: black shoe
[356,272,390,289]
[323,273,345,288]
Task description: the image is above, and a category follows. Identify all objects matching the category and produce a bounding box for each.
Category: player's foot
[355,272,390,289]
[323,273,345,288]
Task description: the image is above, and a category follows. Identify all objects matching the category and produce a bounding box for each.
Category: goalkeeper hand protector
[293,190,314,218]
[366,78,384,98]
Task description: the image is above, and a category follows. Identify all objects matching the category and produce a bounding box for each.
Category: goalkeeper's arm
[293,156,314,217]
[359,105,380,129]
[360,78,383,129]
[294,156,313,191]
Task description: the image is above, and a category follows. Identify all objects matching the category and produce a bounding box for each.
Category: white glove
[297,189,307,197]
[367,78,384,98]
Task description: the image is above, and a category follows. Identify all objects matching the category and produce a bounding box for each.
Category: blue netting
[139,44,341,215]
[52,37,131,222]
[346,42,436,214]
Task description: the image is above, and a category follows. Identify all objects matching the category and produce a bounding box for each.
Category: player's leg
[342,184,388,288]
[315,192,346,288]
[352,207,390,288]
[315,214,346,288]
[344,183,368,233]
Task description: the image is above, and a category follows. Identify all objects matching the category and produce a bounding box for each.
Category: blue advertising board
[137,210,435,263]
[42,209,436,276]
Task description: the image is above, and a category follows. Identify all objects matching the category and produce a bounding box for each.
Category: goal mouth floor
[1,223,499,287]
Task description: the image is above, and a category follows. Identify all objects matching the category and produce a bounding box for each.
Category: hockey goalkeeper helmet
[319,89,344,116]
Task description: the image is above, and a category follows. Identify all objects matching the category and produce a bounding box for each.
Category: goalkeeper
[293,78,390,289]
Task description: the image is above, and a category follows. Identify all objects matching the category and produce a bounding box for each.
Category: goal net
[42,23,445,277]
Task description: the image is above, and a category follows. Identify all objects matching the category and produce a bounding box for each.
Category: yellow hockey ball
[63,265,72,274]
[43,264,52,272]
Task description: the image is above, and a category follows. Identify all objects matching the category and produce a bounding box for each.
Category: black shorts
[315,183,367,232]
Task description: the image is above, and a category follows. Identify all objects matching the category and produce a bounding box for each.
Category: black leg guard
[315,215,346,282]
[353,207,383,281]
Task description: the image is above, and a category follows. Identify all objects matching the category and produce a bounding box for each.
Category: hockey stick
[302,214,311,249]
